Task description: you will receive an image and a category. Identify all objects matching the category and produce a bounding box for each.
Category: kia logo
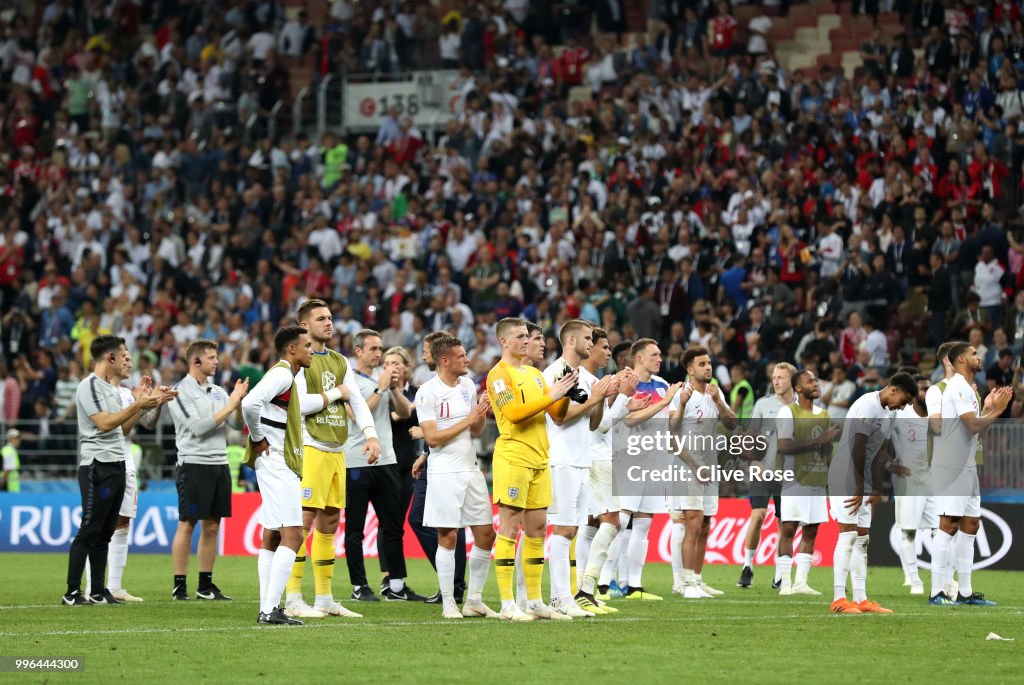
[888,507,1013,570]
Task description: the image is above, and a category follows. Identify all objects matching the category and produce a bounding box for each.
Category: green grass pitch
[2,554,1022,684]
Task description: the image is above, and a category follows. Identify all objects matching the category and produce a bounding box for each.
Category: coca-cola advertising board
[1,493,843,565]
[5,493,1018,568]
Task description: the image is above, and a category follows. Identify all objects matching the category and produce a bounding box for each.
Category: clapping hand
[617,368,639,397]
[549,369,579,401]
[229,378,250,406]
[593,375,618,399]
[626,395,651,412]
[471,393,491,419]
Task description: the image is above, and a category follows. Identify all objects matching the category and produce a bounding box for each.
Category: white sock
[617,512,632,585]
[955,532,976,598]
[851,535,869,603]
[744,547,756,568]
[514,534,527,605]
[314,594,333,606]
[599,529,622,587]
[627,517,652,589]
[549,534,572,603]
[773,552,783,583]
[436,546,456,605]
[832,531,856,601]
[930,530,954,598]
[107,527,129,592]
[468,545,491,603]
[794,552,812,586]
[501,599,517,613]
[257,549,275,613]
[85,557,92,596]
[899,531,920,583]
[577,525,597,579]
[262,547,297,615]
[670,523,685,586]
[777,555,793,589]
[582,522,617,594]
[682,568,695,586]
[616,528,632,586]
[389,577,405,593]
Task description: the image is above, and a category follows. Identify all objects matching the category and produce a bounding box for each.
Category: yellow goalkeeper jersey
[487,361,552,469]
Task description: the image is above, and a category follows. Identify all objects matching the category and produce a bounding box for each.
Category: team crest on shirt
[322,371,339,413]
[508,487,520,499]
[535,377,543,389]
[460,388,471,405]
[302,488,312,500]
[493,379,506,393]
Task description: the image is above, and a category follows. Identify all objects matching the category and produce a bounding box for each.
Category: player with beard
[241,327,315,625]
[670,346,738,599]
[929,343,1011,606]
[542,320,618,618]
[409,332,468,604]
[775,370,841,601]
[828,372,917,615]
[284,299,380,619]
[416,335,498,619]
[575,327,641,614]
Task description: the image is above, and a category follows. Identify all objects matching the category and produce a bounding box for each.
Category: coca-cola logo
[653,506,821,565]
[887,507,1012,570]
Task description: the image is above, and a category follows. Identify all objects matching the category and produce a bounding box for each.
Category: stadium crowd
[0,0,1023,477]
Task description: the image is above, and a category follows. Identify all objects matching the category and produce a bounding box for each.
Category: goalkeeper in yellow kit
[486,317,577,622]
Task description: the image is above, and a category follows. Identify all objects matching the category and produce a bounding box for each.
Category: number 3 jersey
[415,375,480,475]
[891,404,930,484]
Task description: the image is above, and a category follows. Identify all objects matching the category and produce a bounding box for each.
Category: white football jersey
[832,391,897,490]
[748,393,788,471]
[543,357,597,468]
[934,373,979,471]
[118,387,137,475]
[679,385,719,464]
[891,404,930,477]
[415,375,479,474]
[592,393,630,462]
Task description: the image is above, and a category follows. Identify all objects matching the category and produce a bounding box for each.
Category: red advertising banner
[221,494,840,566]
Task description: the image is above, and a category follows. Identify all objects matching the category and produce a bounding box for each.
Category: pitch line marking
[2,610,1022,638]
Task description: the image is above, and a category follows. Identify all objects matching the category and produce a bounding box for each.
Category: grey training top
[76,373,126,466]
[342,370,397,468]
[167,374,238,465]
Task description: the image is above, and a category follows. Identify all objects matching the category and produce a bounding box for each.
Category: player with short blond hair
[542,320,618,617]
[487,317,577,621]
